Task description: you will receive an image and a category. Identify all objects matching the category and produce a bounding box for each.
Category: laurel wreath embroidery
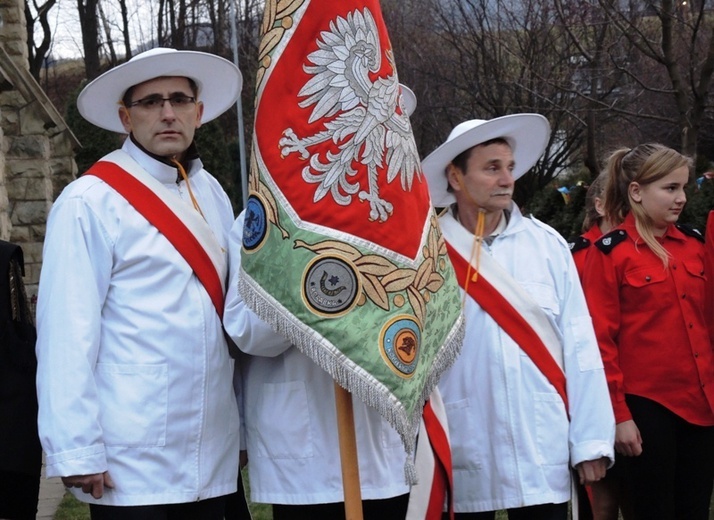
[256,0,307,90]
[294,215,447,328]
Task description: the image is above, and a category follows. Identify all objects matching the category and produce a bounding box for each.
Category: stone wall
[0,0,28,64]
[0,0,78,299]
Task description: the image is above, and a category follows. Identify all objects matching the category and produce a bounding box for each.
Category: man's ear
[628,181,642,203]
[194,101,204,129]
[447,164,463,192]
[119,107,132,134]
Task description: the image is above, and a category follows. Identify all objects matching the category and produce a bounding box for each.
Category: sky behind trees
[27,0,714,225]
[41,2,159,60]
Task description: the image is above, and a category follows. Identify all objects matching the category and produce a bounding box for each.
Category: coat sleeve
[36,194,111,478]
[556,242,615,467]
[223,211,292,357]
[581,245,631,424]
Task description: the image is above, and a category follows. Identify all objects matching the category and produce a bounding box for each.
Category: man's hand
[615,419,643,457]
[575,457,608,485]
[62,472,115,499]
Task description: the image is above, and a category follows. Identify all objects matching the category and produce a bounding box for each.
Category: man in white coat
[421,115,615,520]
[223,211,411,519]
[36,48,243,518]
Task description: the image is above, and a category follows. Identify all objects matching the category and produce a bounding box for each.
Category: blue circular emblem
[243,195,268,251]
[380,316,421,378]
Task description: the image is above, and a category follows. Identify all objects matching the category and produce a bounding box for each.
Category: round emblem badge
[243,195,269,252]
[380,316,421,378]
[302,255,360,317]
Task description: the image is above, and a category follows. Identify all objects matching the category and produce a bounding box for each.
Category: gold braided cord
[452,172,486,303]
[462,209,485,309]
[171,159,205,218]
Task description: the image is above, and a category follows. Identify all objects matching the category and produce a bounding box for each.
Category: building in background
[0,0,78,299]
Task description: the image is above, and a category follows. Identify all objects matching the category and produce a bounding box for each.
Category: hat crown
[447,119,488,144]
[128,47,176,63]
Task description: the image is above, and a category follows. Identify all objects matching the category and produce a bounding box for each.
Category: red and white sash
[441,213,582,516]
[440,213,568,411]
[406,388,453,520]
[85,150,227,318]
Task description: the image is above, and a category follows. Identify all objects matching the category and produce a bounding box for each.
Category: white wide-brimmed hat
[400,84,417,116]
[421,114,550,207]
[77,47,243,134]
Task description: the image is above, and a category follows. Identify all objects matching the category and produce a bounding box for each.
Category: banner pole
[230,0,248,210]
[334,382,364,520]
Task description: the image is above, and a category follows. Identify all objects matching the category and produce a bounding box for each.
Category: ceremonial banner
[239,0,464,471]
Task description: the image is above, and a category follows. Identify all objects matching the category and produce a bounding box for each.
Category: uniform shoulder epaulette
[595,229,627,254]
[568,235,590,254]
[675,223,704,243]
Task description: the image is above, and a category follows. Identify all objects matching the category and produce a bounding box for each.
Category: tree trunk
[26,0,58,80]
[119,0,132,60]
[97,0,117,67]
[77,0,101,80]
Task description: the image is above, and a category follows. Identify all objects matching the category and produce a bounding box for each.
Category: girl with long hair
[582,143,714,519]
[570,172,612,279]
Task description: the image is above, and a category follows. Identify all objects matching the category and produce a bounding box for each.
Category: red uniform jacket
[582,213,714,426]
[704,211,714,350]
[570,224,604,281]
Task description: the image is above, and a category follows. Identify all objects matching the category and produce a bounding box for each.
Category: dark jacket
[0,240,41,476]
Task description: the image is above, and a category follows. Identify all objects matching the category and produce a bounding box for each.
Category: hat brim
[421,114,550,207]
[400,84,416,116]
[77,50,243,133]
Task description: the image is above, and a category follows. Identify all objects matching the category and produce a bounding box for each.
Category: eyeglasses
[128,94,197,111]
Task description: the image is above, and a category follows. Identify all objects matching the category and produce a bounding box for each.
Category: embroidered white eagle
[279,8,421,222]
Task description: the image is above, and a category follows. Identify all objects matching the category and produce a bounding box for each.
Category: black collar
[128,134,200,173]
